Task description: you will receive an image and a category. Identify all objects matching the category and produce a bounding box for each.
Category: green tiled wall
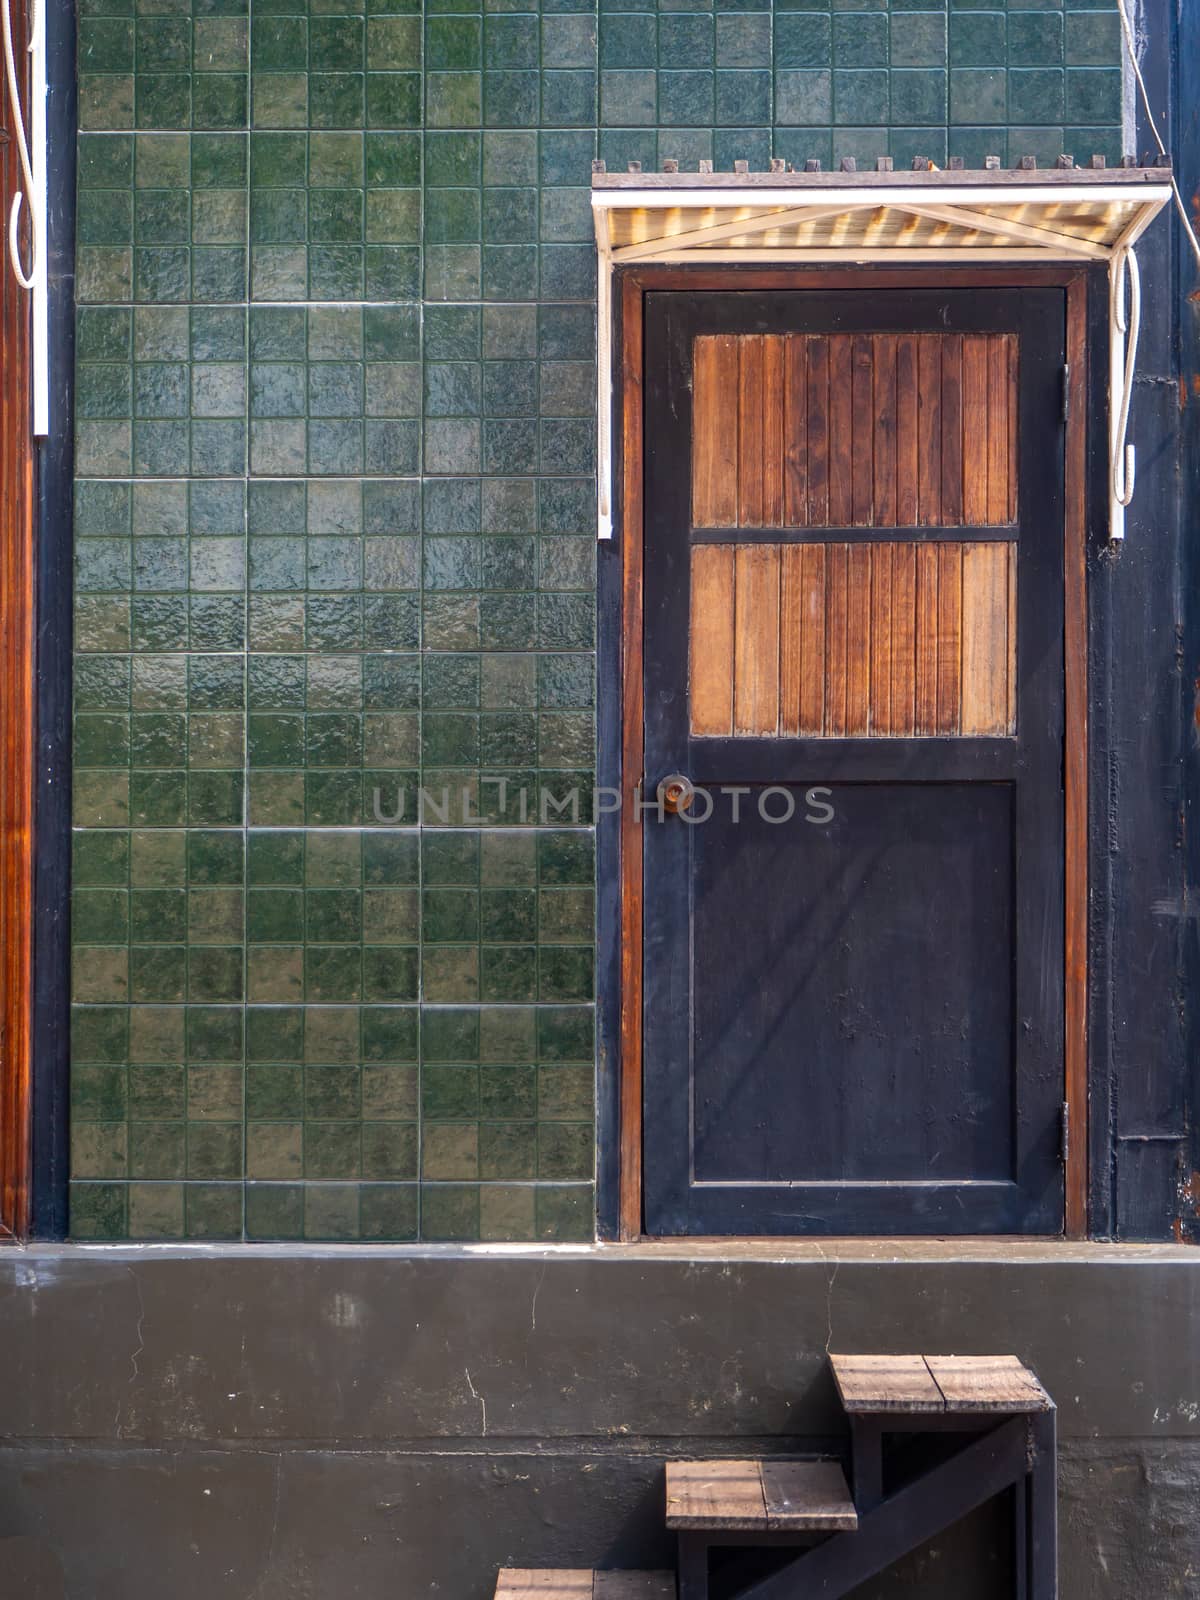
[71,0,1123,1240]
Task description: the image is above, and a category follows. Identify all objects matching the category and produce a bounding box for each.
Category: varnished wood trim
[0,24,34,1242]
[619,272,645,1241]
[1064,274,1088,1238]
[620,267,1092,293]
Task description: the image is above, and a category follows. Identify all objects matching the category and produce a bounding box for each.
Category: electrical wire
[1115,0,1200,270]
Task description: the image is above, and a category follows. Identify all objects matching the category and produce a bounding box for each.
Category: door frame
[599,264,1090,1242]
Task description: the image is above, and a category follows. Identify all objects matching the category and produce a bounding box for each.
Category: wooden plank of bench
[592,1575,675,1599]
[496,1574,594,1597]
[831,1353,944,1413]
[924,1355,1052,1413]
[666,1459,857,1532]
[497,1574,674,1599]
[760,1460,858,1530]
[666,1459,767,1529]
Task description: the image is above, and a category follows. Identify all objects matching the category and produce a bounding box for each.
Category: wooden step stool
[669,1354,1054,1600]
[495,1353,1056,1600]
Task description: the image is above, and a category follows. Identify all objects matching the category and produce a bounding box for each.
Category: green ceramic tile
[72,0,1120,1239]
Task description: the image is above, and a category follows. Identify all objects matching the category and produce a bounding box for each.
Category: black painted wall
[0,1248,1199,1597]
[1087,0,1196,1240]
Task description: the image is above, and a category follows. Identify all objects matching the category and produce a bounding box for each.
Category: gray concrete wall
[0,1244,1198,1597]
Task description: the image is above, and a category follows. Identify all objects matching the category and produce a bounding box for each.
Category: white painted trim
[30,0,46,437]
[591,184,1173,214]
[595,207,613,542]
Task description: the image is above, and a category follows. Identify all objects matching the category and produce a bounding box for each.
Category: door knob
[657,773,695,814]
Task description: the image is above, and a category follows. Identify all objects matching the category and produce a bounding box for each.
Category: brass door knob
[657,773,694,814]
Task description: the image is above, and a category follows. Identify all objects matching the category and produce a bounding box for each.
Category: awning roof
[590,159,1176,544]
[591,161,1173,265]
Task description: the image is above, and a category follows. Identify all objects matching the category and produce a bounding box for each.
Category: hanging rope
[1,0,39,290]
[1111,243,1140,511]
[1115,0,1200,270]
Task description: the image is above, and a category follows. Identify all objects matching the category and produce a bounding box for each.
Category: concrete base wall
[1,1244,1198,1597]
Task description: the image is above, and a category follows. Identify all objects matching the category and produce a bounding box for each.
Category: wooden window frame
[612,265,1089,1242]
[0,0,36,1242]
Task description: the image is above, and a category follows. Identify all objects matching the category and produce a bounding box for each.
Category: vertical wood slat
[895,334,919,527]
[762,335,786,527]
[936,543,963,734]
[850,334,874,527]
[783,334,808,527]
[916,334,942,526]
[870,542,893,734]
[914,543,940,735]
[961,542,1013,734]
[690,545,736,736]
[807,336,831,526]
[961,334,990,525]
[780,544,804,737]
[824,542,849,736]
[940,334,964,526]
[845,543,872,732]
[873,333,898,527]
[738,335,765,528]
[828,336,853,525]
[985,336,1011,525]
[692,334,739,527]
[733,543,781,734]
[890,542,917,736]
[799,543,827,736]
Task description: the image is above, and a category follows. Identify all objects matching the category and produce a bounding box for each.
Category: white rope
[1111,243,1140,511]
[1115,0,1200,271]
[1,0,39,290]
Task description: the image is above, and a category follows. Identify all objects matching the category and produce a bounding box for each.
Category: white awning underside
[593,180,1171,264]
[590,167,1175,542]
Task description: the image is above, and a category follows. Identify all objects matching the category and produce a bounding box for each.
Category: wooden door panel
[691,332,1018,531]
[643,286,1066,1237]
[687,539,1016,738]
[691,784,1015,1184]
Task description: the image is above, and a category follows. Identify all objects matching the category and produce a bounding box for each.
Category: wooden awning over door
[590,161,1174,542]
[591,162,1171,266]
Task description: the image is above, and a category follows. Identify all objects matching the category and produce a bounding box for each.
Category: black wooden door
[641,287,1066,1235]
